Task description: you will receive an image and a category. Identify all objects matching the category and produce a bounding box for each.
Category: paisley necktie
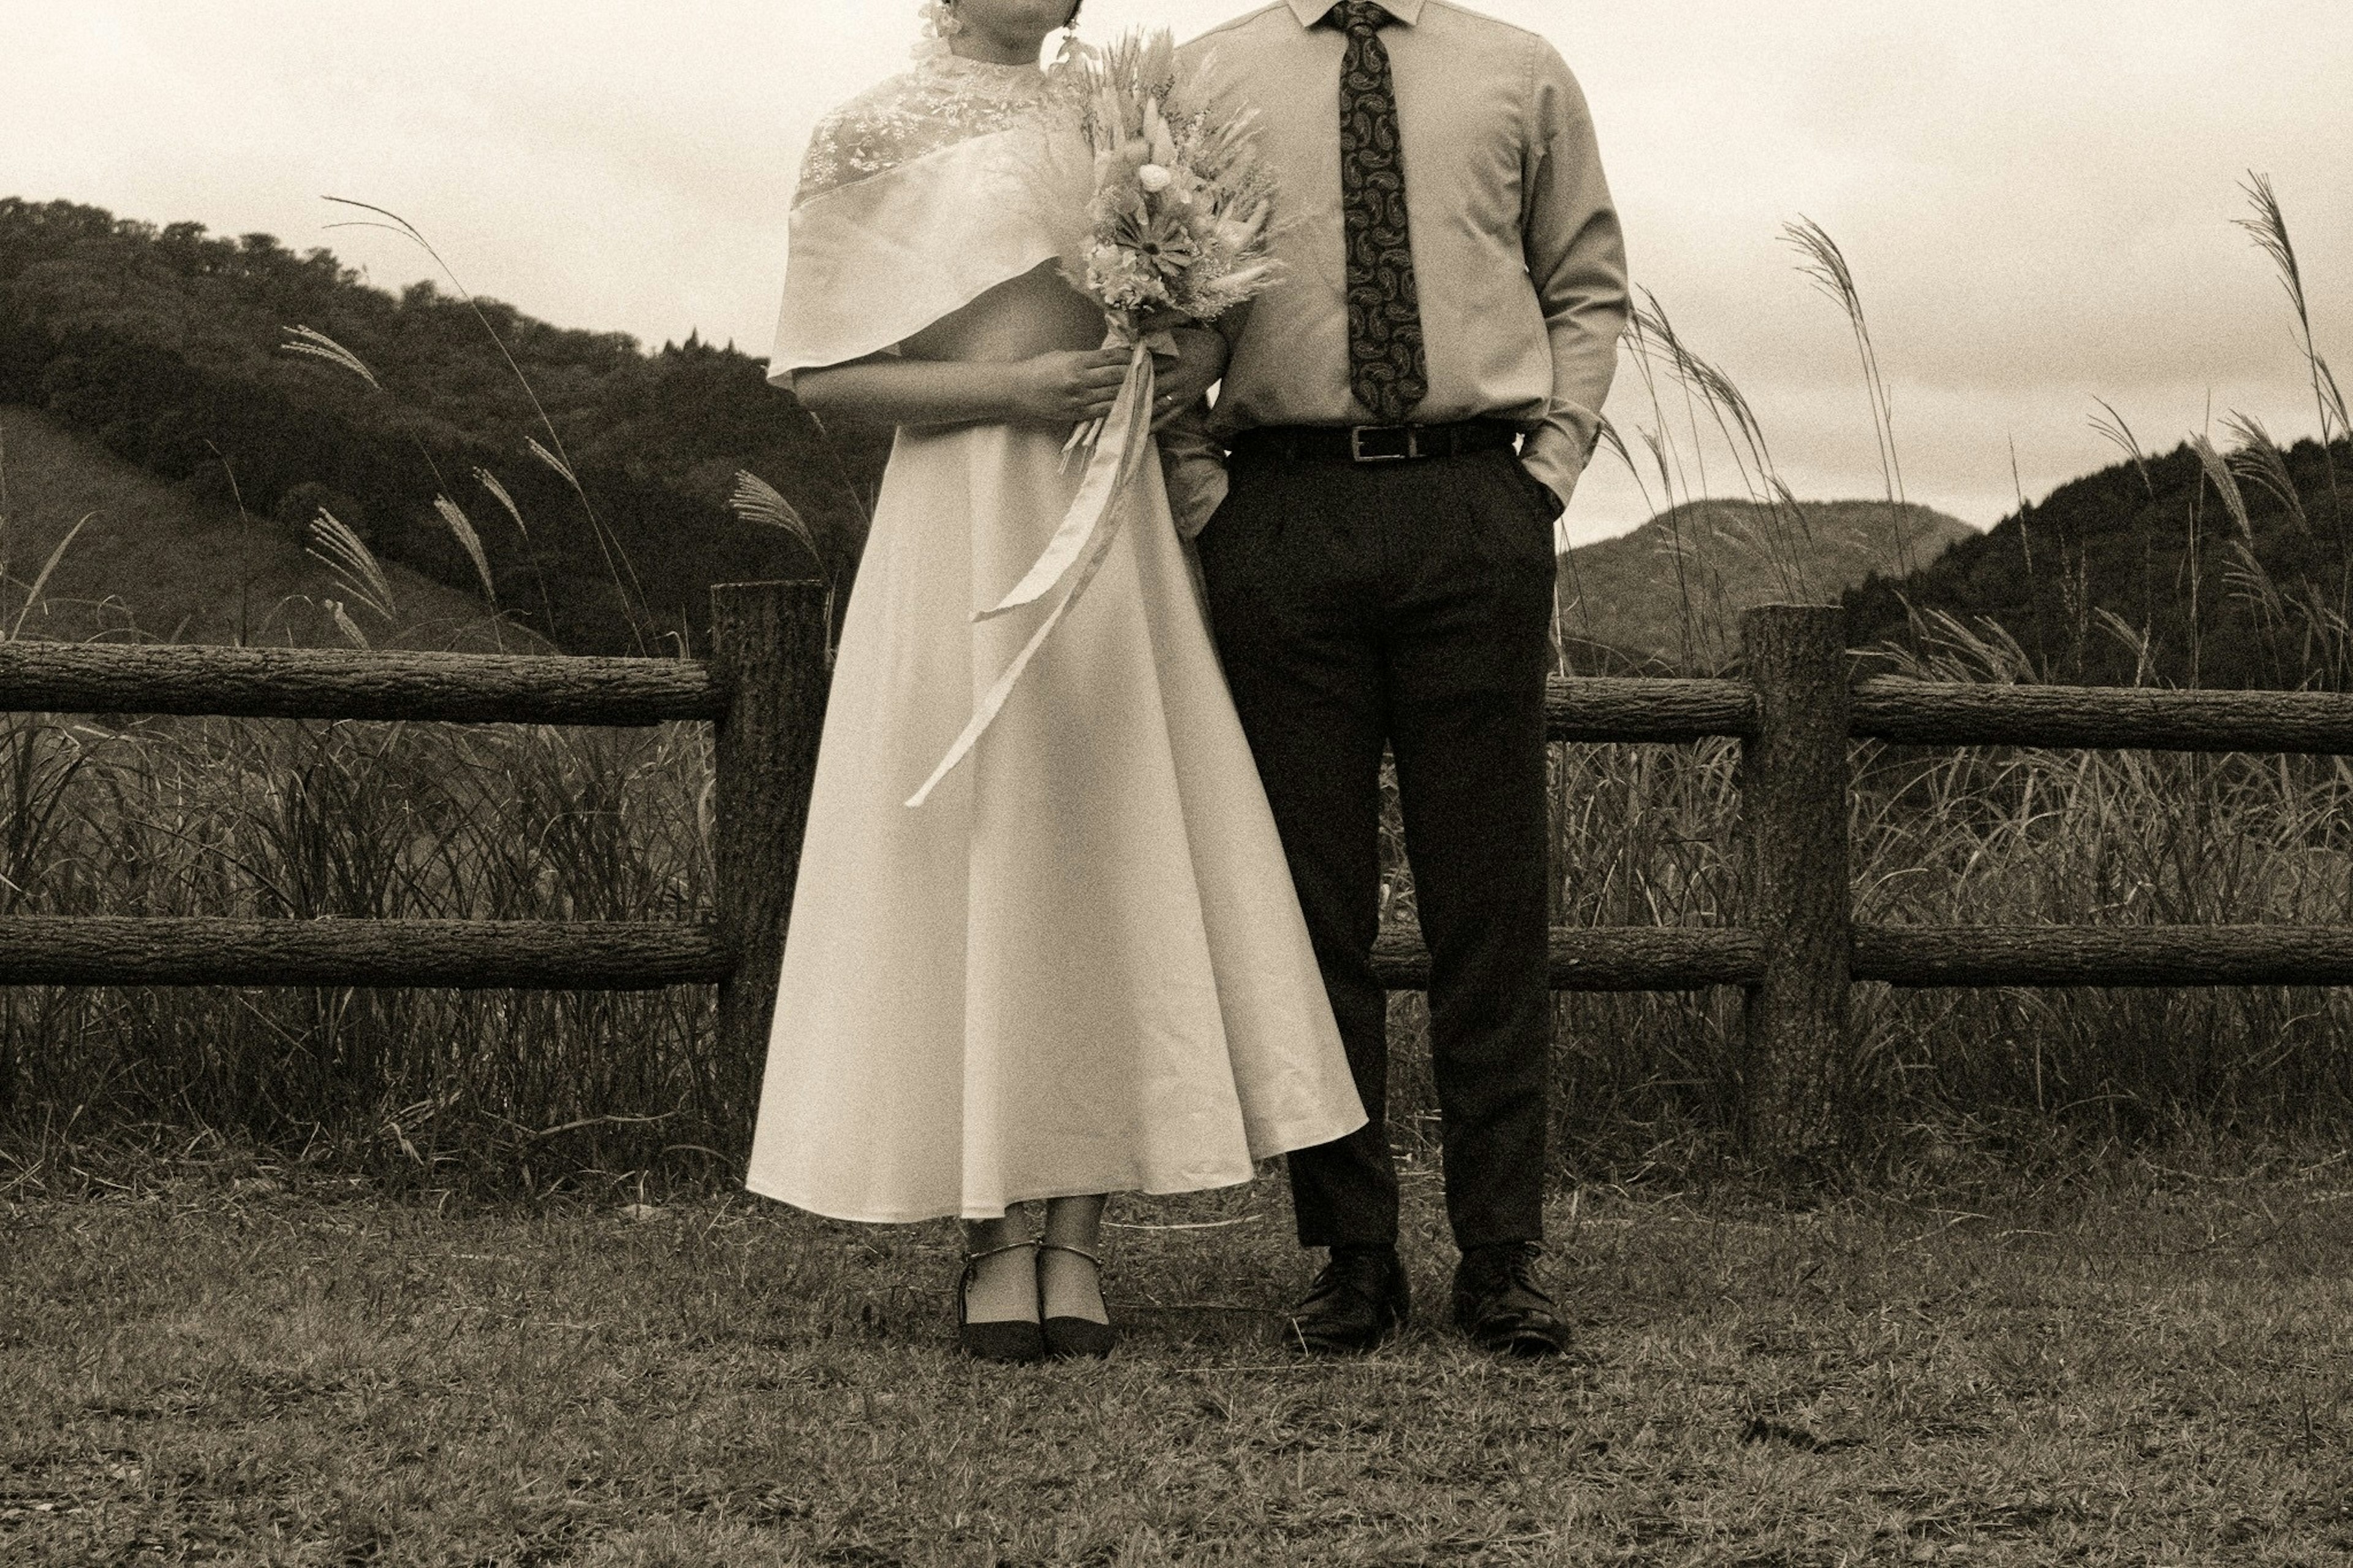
[1333,0,1427,425]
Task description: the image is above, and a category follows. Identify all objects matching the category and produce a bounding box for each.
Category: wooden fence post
[710,580,831,1146]
[1736,604,1852,1165]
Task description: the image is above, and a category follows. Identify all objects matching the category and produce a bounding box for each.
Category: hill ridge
[1561,497,1974,672]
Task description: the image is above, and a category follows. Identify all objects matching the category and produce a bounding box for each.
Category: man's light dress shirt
[1186,0,1630,506]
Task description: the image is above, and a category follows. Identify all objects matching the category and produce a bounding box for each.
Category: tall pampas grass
[306,508,398,627]
[319,199,657,655]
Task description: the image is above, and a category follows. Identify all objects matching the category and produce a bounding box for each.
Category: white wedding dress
[743,51,1365,1223]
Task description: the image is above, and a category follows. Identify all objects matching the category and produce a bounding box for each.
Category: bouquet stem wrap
[904,333,1165,808]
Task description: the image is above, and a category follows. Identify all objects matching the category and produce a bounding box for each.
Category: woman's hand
[1010,347,1134,425]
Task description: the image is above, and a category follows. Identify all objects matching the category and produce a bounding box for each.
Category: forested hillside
[0,197,889,654]
[1561,499,1973,672]
[1844,435,2353,687]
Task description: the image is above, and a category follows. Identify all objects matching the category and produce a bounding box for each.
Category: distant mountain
[0,404,529,650]
[1844,436,2353,687]
[0,197,890,656]
[1560,499,1975,672]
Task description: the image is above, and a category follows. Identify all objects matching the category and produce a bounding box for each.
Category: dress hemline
[743,1107,1368,1226]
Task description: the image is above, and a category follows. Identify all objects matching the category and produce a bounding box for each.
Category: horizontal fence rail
[1850,924,2353,990]
[0,639,725,727]
[0,917,730,990]
[12,589,2353,1156]
[1544,676,1754,741]
[1373,927,1766,992]
[10,916,2340,997]
[17,644,2352,754]
[1851,676,2353,755]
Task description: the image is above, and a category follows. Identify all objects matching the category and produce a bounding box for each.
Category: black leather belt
[1227,419,1524,465]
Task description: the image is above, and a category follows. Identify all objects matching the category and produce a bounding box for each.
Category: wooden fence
[9,584,2353,1153]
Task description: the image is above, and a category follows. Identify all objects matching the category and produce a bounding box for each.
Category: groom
[1173,0,1628,1355]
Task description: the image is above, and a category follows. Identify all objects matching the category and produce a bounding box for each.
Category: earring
[1053,22,1080,67]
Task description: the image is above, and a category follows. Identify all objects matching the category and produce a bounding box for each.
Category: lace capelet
[770,55,1086,384]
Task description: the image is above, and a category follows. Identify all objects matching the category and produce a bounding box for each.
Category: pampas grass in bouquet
[1061,29,1284,455]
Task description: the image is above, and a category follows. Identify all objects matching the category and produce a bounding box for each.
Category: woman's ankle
[1037,1240,1108,1325]
[1037,1194,1108,1320]
[1039,1193,1106,1253]
[961,1213,1039,1324]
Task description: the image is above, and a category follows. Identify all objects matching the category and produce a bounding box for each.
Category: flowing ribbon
[904,336,1162,808]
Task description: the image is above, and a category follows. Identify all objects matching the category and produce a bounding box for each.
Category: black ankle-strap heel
[957,1240,1045,1364]
[1036,1240,1117,1360]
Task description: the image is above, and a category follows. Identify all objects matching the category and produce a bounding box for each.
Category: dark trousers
[1196,444,1558,1252]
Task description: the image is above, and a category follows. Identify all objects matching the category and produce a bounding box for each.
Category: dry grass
[0,712,720,1189]
[6,1145,2353,1565]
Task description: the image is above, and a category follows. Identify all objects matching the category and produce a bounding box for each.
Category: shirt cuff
[1520,424,1588,514]
[1157,409,1229,539]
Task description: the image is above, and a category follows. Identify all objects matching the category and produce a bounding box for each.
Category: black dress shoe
[1452,1242,1569,1357]
[1283,1245,1409,1355]
[957,1240,1045,1364]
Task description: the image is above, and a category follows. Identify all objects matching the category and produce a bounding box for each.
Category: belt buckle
[1349,425,1419,463]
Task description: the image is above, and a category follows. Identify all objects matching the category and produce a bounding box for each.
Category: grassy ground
[7,1146,2353,1566]
[0,404,523,651]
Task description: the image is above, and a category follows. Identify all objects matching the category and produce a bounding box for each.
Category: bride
[744,0,1366,1362]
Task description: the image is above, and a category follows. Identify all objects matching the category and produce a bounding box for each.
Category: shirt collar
[1284,0,1425,28]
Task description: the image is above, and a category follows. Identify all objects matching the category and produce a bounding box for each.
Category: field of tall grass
[3,181,2350,1195]
[0,708,720,1193]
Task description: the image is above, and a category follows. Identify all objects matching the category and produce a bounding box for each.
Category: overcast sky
[6,1,2349,543]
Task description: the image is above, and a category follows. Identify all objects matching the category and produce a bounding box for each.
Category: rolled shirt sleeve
[1518,42,1629,509]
